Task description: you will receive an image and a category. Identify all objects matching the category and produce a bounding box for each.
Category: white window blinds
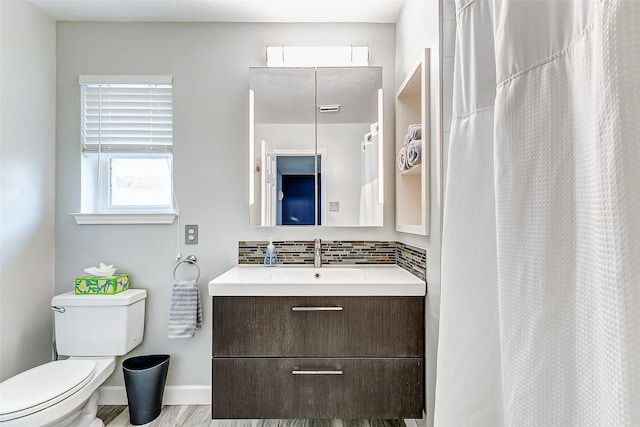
[80,75,173,154]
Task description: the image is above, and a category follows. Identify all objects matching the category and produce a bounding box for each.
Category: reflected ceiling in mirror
[252,68,315,124]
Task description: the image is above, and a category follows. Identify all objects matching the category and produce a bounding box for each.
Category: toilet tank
[52,289,146,357]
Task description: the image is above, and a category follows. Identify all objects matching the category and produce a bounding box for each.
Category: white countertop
[208,264,426,296]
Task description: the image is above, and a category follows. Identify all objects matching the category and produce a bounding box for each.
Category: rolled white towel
[397,146,409,171]
[407,124,421,141]
[407,139,422,167]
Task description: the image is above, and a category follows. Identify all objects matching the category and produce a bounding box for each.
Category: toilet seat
[0,359,96,422]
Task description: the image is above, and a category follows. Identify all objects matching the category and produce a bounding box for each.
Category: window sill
[71,212,177,225]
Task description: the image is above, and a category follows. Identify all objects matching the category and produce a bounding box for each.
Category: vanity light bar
[378,88,384,205]
[260,139,267,226]
[266,45,369,67]
[249,90,255,206]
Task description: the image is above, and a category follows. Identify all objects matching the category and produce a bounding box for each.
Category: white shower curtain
[359,133,381,225]
[436,0,640,425]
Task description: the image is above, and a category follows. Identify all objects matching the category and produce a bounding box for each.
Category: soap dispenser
[264,238,278,267]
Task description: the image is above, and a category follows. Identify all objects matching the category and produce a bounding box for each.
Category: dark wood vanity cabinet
[212,296,425,419]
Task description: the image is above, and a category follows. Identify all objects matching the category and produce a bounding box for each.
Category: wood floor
[97,406,407,427]
[97,405,209,426]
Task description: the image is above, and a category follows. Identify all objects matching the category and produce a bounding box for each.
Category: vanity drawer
[211,357,424,419]
[212,296,424,357]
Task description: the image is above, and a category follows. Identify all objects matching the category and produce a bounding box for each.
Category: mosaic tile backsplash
[238,240,426,282]
[396,242,427,282]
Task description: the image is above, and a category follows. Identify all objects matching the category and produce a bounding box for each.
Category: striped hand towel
[168,280,202,338]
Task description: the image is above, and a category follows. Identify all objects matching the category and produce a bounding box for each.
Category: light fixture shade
[266,45,369,67]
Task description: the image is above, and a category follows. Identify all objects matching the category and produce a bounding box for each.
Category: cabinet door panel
[212,296,424,357]
[211,358,424,419]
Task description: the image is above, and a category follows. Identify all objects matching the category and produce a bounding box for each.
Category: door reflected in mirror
[277,155,321,225]
[249,67,383,227]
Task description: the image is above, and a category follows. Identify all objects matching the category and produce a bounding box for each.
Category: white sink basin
[270,267,366,283]
[208,265,426,296]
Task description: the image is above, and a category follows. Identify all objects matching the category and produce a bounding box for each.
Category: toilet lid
[0,359,95,421]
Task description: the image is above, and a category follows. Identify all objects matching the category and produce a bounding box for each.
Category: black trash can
[122,354,170,425]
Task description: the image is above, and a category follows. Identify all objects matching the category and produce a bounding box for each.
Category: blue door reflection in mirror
[281,176,313,225]
[276,155,321,225]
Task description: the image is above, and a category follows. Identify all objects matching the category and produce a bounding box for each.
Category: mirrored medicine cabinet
[249,67,383,227]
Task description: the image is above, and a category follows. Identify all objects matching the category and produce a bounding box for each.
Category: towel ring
[173,255,200,282]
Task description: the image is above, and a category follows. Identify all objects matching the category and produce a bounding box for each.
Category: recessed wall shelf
[400,164,422,176]
[395,48,430,236]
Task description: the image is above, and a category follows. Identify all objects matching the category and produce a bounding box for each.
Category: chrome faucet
[314,239,322,268]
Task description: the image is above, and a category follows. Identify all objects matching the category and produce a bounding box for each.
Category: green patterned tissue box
[75,274,129,294]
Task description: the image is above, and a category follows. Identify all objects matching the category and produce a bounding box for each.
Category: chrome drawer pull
[291,306,343,311]
[291,369,343,375]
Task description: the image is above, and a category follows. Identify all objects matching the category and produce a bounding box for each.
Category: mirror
[250,67,383,227]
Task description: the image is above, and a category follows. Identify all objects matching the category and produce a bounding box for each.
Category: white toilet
[0,289,146,427]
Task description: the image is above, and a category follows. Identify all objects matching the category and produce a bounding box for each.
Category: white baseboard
[98,385,210,405]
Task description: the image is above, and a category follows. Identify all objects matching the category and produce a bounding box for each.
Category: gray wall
[0,1,56,381]
[395,2,442,427]
[55,22,397,387]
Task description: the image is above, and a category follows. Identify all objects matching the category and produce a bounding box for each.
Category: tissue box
[75,274,129,295]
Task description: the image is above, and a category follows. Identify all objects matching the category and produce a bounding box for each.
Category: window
[108,157,172,207]
[75,75,175,224]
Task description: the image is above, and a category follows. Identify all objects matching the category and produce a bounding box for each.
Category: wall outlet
[185,224,198,245]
